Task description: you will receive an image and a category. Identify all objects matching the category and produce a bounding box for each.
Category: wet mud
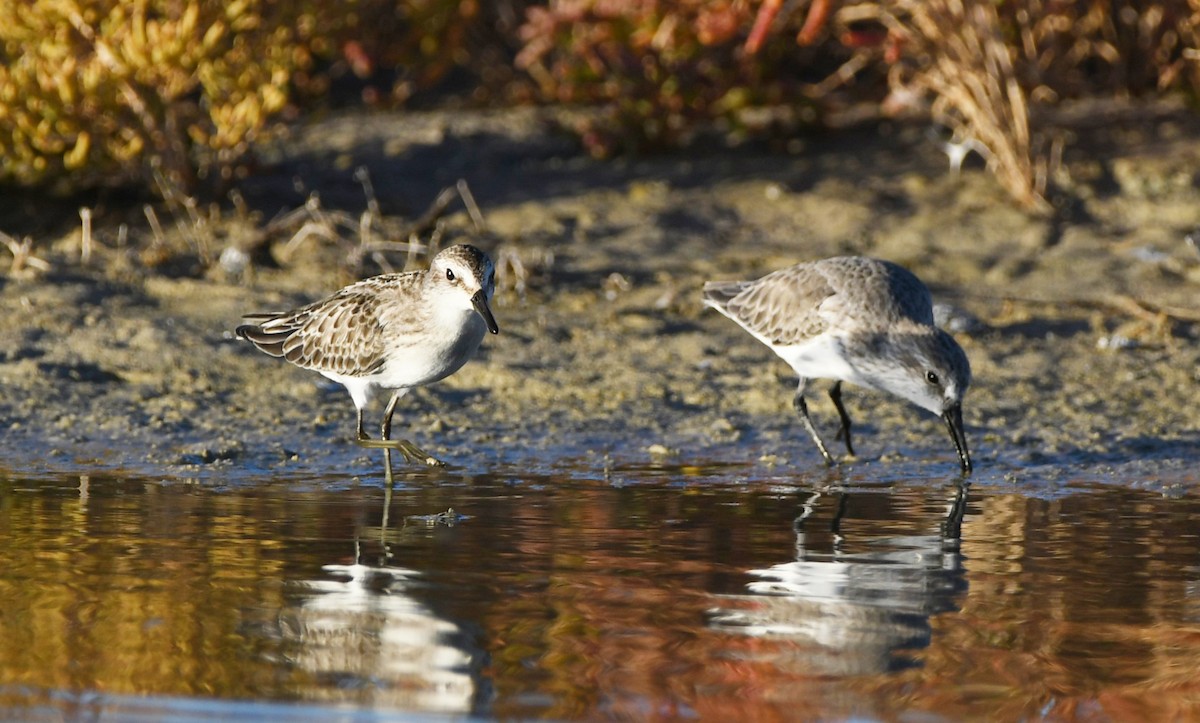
[1,105,1198,484]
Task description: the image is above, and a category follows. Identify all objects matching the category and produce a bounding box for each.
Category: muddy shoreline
[2,106,1198,485]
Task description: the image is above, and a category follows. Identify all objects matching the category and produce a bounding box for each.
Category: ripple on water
[0,460,1197,720]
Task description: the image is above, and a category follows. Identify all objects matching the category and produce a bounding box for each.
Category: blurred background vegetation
[2,0,1199,225]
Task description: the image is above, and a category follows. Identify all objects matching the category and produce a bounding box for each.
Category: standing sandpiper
[703,256,972,474]
[236,244,499,467]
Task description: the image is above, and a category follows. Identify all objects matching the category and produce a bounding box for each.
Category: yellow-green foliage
[0,0,343,193]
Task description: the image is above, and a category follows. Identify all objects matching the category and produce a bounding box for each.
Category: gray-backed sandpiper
[704,256,972,474]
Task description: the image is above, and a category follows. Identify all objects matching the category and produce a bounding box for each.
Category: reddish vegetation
[4,1,1200,210]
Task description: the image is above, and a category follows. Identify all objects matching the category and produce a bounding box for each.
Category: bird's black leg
[793,378,836,466]
[828,381,855,457]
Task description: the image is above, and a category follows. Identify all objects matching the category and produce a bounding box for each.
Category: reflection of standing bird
[236,244,499,467]
[703,256,972,474]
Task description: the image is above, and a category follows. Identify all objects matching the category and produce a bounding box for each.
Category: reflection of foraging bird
[703,257,973,475]
[236,244,499,467]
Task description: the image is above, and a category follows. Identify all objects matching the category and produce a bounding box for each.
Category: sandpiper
[236,244,499,467]
[703,256,972,474]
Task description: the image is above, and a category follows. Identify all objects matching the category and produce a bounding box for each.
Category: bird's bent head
[429,244,499,334]
[880,329,973,474]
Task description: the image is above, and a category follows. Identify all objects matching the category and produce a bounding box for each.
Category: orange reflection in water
[0,469,1197,720]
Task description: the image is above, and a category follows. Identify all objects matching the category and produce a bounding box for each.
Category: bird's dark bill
[943,404,972,476]
[472,291,500,334]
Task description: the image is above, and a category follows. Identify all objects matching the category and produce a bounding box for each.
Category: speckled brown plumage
[236,244,498,467]
[238,276,409,378]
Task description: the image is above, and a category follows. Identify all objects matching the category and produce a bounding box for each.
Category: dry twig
[879,0,1050,211]
[1,230,51,277]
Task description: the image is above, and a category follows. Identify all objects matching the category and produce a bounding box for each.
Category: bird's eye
[446,269,456,281]
[925,371,939,385]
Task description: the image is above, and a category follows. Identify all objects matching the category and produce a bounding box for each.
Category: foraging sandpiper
[703,256,972,474]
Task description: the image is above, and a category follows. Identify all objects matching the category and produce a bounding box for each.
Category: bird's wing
[237,284,389,377]
[704,264,836,346]
[819,258,936,327]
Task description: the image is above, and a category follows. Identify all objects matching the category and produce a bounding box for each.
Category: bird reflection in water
[276,496,481,713]
[709,483,969,675]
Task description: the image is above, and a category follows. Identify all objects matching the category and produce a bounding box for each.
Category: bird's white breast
[380,305,486,389]
[772,333,873,390]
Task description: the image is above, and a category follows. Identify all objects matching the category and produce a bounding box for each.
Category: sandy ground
[1,105,1198,484]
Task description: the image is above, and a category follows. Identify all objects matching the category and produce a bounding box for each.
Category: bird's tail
[235,313,290,358]
[701,280,750,311]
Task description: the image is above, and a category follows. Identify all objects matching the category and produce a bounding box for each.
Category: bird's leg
[356,408,369,442]
[381,448,395,533]
[380,391,398,441]
[828,381,855,457]
[357,392,445,467]
[793,378,836,466]
[380,393,442,466]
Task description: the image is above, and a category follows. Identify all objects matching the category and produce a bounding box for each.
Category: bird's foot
[356,437,446,467]
[399,441,446,468]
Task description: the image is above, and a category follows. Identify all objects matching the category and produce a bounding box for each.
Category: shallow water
[1,459,1198,721]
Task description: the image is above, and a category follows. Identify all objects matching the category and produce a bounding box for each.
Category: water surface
[1,461,1197,720]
